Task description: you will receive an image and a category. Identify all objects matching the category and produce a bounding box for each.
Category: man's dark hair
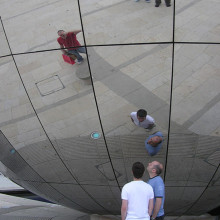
[153,164,163,175]
[132,162,145,179]
[57,30,64,34]
[137,109,147,118]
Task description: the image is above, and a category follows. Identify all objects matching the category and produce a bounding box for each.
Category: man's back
[121,180,154,220]
[147,176,165,217]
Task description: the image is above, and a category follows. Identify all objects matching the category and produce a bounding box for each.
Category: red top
[57,32,81,50]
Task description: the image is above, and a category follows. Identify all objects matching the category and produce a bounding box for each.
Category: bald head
[147,136,162,147]
[147,161,163,176]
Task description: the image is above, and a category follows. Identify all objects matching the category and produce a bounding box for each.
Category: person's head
[147,136,162,147]
[147,161,163,177]
[137,109,147,122]
[132,162,145,179]
[58,30,67,39]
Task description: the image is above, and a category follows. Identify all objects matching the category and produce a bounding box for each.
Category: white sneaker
[76,59,83,64]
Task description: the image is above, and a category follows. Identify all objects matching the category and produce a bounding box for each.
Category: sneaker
[134,0,140,2]
[76,59,83,64]
[166,3,171,7]
[145,0,151,2]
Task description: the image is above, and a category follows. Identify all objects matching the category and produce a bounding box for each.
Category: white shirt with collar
[130,112,155,129]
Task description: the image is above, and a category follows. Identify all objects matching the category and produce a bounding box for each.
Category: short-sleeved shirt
[57,32,81,50]
[121,180,154,220]
[145,132,163,156]
[130,112,155,129]
[147,176,165,217]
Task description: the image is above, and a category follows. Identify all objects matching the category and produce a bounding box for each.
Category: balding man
[57,30,86,64]
[147,161,165,220]
[145,132,163,156]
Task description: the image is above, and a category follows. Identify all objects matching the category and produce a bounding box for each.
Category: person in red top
[57,30,86,64]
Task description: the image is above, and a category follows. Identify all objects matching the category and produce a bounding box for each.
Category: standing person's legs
[155,0,161,7]
[165,0,171,6]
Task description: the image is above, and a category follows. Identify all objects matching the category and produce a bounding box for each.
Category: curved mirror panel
[175,0,220,42]
[80,0,173,45]
[88,44,172,186]
[0,0,83,54]
[13,50,120,213]
[166,44,220,215]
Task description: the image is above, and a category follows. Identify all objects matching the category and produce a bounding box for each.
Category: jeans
[68,47,86,62]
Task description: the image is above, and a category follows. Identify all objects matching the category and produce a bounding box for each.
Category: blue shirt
[145,132,163,156]
[147,176,165,217]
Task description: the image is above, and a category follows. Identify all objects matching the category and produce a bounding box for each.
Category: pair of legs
[68,47,86,62]
[155,0,171,7]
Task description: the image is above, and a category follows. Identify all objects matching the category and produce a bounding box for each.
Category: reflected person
[155,0,171,7]
[147,161,165,220]
[130,109,155,130]
[57,30,86,64]
[121,162,154,220]
[145,131,163,156]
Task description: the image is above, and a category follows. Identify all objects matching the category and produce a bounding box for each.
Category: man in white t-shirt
[121,162,154,220]
[130,109,155,129]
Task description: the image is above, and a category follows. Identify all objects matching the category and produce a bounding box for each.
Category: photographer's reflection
[145,131,163,156]
[57,30,86,64]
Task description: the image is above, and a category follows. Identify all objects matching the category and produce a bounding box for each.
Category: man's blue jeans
[68,47,86,61]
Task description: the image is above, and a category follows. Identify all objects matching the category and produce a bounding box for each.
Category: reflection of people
[135,0,151,2]
[145,132,163,156]
[155,0,171,7]
[130,109,155,129]
[57,30,86,64]
[121,162,154,220]
[147,161,165,220]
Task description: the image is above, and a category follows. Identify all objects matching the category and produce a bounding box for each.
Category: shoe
[166,3,171,7]
[76,59,84,64]
[145,0,151,2]
[134,0,140,2]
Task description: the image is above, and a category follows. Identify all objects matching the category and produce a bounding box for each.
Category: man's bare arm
[121,199,128,220]
[69,30,81,35]
[148,198,154,216]
[151,197,162,219]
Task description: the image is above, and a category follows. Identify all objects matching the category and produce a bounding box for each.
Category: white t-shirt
[121,181,154,220]
[130,112,155,129]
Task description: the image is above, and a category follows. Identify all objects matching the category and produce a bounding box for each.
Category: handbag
[62,54,75,65]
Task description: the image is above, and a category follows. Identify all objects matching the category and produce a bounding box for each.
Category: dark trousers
[155,0,170,6]
[156,215,165,220]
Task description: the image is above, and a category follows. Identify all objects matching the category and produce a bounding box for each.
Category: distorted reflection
[130,109,156,130]
[80,0,173,44]
[145,131,163,156]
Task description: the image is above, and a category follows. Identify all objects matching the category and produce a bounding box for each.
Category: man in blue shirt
[145,132,163,156]
[147,161,165,220]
